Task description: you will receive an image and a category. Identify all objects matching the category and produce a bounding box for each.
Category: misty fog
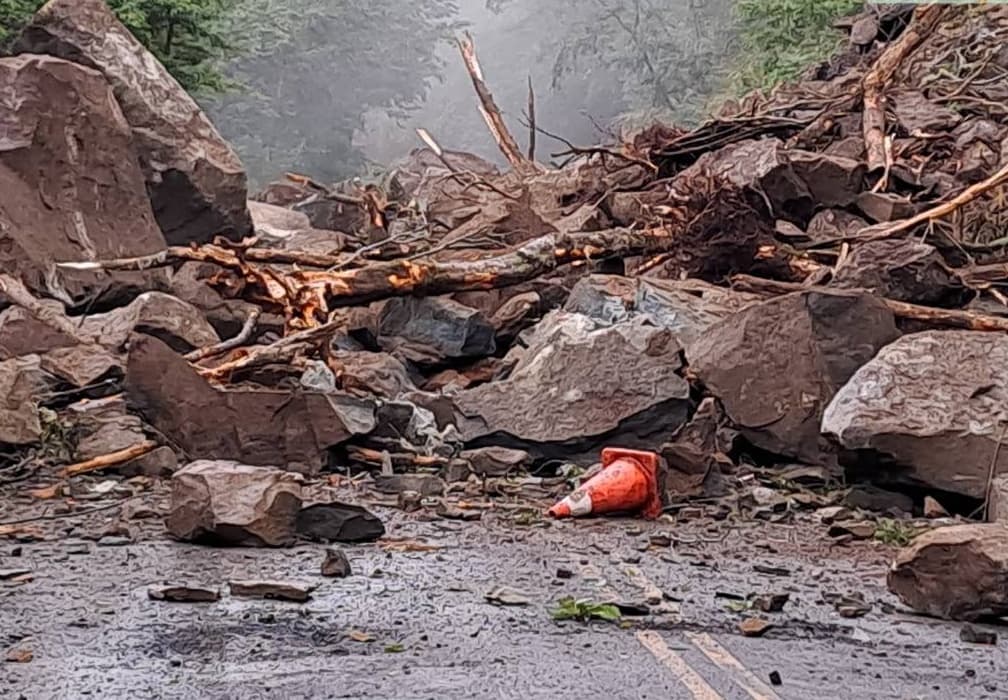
[203,0,738,187]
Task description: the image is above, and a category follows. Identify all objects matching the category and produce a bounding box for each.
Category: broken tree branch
[732,275,1008,332]
[185,308,261,363]
[457,32,539,176]
[292,227,674,307]
[57,243,352,272]
[198,312,348,380]
[58,440,159,478]
[862,4,948,172]
[285,172,363,206]
[527,75,536,161]
[863,161,1008,241]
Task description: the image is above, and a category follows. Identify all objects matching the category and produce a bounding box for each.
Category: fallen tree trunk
[733,275,1008,332]
[295,227,674,307]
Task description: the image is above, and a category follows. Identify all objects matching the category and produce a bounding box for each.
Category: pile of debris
[3,1,1008,618]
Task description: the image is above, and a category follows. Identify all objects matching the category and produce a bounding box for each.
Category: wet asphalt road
[2,511,1005,700]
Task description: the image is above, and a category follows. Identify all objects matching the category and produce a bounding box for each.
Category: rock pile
[2,2,1008,568]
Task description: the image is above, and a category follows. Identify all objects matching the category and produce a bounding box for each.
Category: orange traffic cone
[547,447,662,520]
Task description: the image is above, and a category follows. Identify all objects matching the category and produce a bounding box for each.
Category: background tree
[203,0,464,184]
[0,0,229,91]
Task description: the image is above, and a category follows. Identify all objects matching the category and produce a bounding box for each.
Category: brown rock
[16,0,251,245]
[686,138,865,217]
[122,445,178,478]
[454,312,690,459]
[166,460,303,547]
[373,296,496,366]
[295,502,385,543]
[252,180,312,207]
[125,335,375,474]
[849,14,878,46]
[0,356,51,445]
[373,473,445,497]
[856,191,921,223]
[321,548,352,578]
[293,196,367,235]
[165,262,269,340]
[923,496,949,519]
[65,395,147,462]
[844,485,913,515]
[828,520,878,540]
[5,647,33,663]
[823,331,1008,499]
[660,397,731,499]
[960,624,997,645]
[327,349,417,399]
[80,292,219,353]
[690,291,899,463]
[832,239,958,305]
[888,524,1008,620]
[739,617,772,637]
[461,447,530,477]
[752,593,790,613]
[148,584,220,603]
[891,90,961,135]
[806,209,868,241]
[0,54,166,303]
[228,579,315,603]
[277,228,352,256]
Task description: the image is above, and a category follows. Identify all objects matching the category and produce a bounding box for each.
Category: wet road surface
[2,510,1004,699]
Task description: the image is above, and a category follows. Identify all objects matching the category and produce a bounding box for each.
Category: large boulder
[822,331,1008,498]
[887,524,1008,620]
[0,356,51,445]
[125,335,376,474]
[0,54,166,303]
[690,291,900,463]
[16,0,252,245]
[166,460,303,547]
[454,312,690,459]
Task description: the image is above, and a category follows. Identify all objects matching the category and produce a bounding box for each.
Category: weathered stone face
[0,54,166,304]
[16,0,252,245]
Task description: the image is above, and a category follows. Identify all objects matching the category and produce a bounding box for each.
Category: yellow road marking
[686,632,783,700]
[636,630,724,700]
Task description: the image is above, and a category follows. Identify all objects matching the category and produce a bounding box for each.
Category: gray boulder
[454,311,690,459]
[823,331,1008,498]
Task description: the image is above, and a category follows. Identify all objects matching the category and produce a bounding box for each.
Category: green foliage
[551,597,622,623]
[731,0,861,92]
[549,0,736,123]
[874,518,918,547]
[0,0,229,91]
